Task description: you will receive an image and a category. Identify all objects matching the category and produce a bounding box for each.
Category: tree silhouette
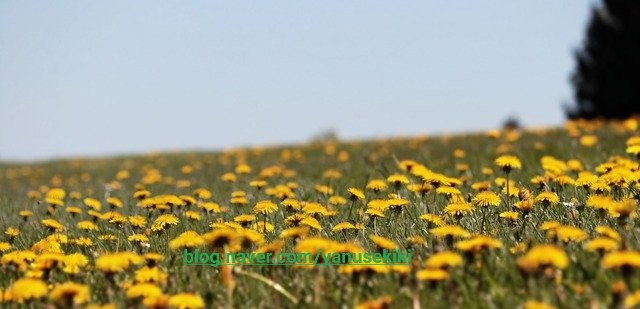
[567,0,640,119]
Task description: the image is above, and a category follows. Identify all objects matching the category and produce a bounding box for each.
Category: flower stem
[347,200,355,221]
[506,172,511,209]
[234,267,298,305]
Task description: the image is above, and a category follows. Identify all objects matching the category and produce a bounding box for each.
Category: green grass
[0,122,639,308]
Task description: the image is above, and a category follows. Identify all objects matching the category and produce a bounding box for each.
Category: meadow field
[1,119,640,308]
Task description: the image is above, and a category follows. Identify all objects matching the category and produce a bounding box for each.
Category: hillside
[1,119,640,308]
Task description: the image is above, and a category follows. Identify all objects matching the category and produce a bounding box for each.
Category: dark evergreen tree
[567,0,640,119]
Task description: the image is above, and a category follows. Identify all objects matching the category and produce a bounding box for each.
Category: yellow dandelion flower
[406,236,426,246]
[281,198,302,210]
[179,195,196,206]
[314,184,334,195]
[183,211,201,221]
[416,268,449,281]
[96,252,144,273]
[333,222,357,232]
[510,243,528,254]
[586,195,615,211]
[83,197,102,211]
[625,290,640,309]
[88,210,103,220]
[552,225,588,243]
[407,183,433,195]
[128,215,147,228]
[443,203,474,217]
[253,200,278,215]
[27,190,42,200]
[608,198,638,219]
[198,202,221,213]
[49,282,90,305]
[128,234,149,243]
[5,227,19,238]
[168,293,205,309]
[202,229,241,251]
[369,235,398,250]
[106,197,123,208]
[300,217,323,230]
[5,278,48,303]
[420,214,444,226]
[627,145,640,157]
[523,300,556,309]
[567,159,584,171]
[365,208,385,218]
[399,159,420,171]
[46,233,68,244]
[387,174,410,186]
[65,206,82,216]
[355,295,392,309]
[517,245,568,272]
[425,251,463,269]
[387,198,410,210]
[472,191,501,207]
[72,237,93,247]
[470,183,491,194]
[144,253,165,265]
[135,266,168,284]
[234,214,256,224]
[322,169,342,179]
[210,221,242,230]
[584,237,619,253]
[575,172,598,188]
[302,202,329,216]
[41,219,64,232]
[325,195,345,206]
[435,186,461,199]
[254,240,285,256]
[193,188,212,200]
[280,227,310,240]
[495,155,522,172]
[104,211,127,224]
[98,234,117,241]
[235,163,252,174]
[19,210,33,220]
[347,188,365,200]
[251,221,275,233]
[62,253,89,274]
[580,135,598,147]
[595,226,621,241]
[430,225,471,238]
[627,136,640,147]
[514,199,534,214]
[221,172,237,182]
[126,283,163,299]
[284,213,306,226]
[481,167,494,176]
[31,238,63,254]
[366,179,388,192]
[455,235,502,253]
[151,214,179,232]
[499,211,519,221]
[368,199,390,211]
[535,191,560,206]
[602,251,640,270]
[540,221,561,232]
[46,188,66,200]
[143,295,170,308]
[133,190,151,200]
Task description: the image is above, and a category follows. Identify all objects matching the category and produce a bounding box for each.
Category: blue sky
[0,1,592,161]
